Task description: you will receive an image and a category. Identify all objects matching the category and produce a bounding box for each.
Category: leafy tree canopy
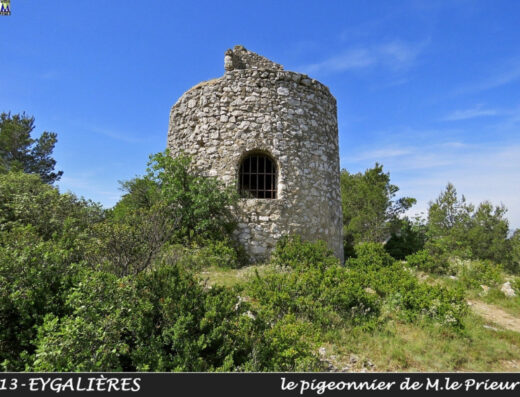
[86,151,241,276]
[340,163,416,256]
[0,112,63,184]
[426,182,515,271]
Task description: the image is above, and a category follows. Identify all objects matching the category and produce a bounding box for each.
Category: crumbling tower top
[224,45,284,71]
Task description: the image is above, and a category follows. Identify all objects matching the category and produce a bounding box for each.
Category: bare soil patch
[468,300,520,333]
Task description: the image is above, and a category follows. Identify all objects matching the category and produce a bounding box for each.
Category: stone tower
[167,45,343,262]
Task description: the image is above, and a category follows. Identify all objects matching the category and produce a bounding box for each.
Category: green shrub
[146,152,238,245]
[0,226,82,370]
[512,278,520,294]
[247,266,380,327]
[423,237,467,275]
[33,263,255,371]
[387,283,467,327]
[197,239,243,269]
[246,315,324,371]
[251,239,467,330]
[405,249,447,274]
[157,239,245,273]
[509,230,520,274]
[458,260,504,289]
[0,171,103,241]
[33,271,138,371]
[85,153,242,276]
[347,243,467,329]
[385,218,426,260]
[271,235,339,271]
[247,238,380,327]
[347,242,395,269]
[32,261,322,372]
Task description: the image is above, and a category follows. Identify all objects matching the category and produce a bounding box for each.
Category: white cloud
[442,105,499,121]
[378,41,419,66]
[346,147,412,162]
[299,39,426,76]
[301,49,376,75]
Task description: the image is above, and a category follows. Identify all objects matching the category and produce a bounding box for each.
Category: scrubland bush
[405,249,448,274]
[271,235,340,271]
[0,226,83,370]
[457,260,504,289]
[247,236,380,327]
[248,238,466,332]
[32,262,322,372]
[347,243,466,328]
[384,218,426,260]
[1,161,322,371]
[159,239,243,273]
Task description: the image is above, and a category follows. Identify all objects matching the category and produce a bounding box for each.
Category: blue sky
[1,1,519,228]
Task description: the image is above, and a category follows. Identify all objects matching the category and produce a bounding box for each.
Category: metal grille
[239,154,277,199]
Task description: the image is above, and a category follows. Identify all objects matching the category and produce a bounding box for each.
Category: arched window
[239,153,277,199]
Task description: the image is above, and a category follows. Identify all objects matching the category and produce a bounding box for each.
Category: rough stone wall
[168,46,344,262]
[224,45,284,71]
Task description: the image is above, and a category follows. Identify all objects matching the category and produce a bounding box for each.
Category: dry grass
[196,263,273,288]
[321,313,520,372]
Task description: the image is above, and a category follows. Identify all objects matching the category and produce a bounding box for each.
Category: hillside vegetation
[1,112,519,371]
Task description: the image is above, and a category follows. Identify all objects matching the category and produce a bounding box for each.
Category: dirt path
[468,300,520,333]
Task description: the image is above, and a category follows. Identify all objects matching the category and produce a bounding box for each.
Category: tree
[85,152,240,276]
[426,183,474,261]
[146,151,238,244]
[0,112,63,184]
[426,183,514,270]
[510,229,520,273]
[466,201,510,265]
[340,163,416,256]
[0,172,103,370]
[0,171,103,242]
[384,216,427,260]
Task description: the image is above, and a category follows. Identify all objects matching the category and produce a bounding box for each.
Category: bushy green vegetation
[340,164,416,257]
[346,243,467,329]
[0,152,323,371]
[384,217,426,260]
[246,238,466,333]
[425,183,517,273]
[33,264,267,371]
[341,164,518,277]
[246,236,380,328]
[2,115,520,372]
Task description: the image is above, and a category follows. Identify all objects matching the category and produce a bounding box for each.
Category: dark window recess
[239,154,277,199]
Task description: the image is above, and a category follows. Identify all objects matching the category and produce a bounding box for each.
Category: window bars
[239,154,277,199]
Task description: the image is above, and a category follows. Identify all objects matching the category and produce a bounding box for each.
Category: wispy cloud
[456,58,520,94]
[348,147,413,162]
[67,117,149,144]
[89,125,148,144]
[442,105,499,121]
[299,39,427,76]
[59,174,122,207]
[301,49,375,75]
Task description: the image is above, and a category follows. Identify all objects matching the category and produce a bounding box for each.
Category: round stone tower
[167,45,343,262]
